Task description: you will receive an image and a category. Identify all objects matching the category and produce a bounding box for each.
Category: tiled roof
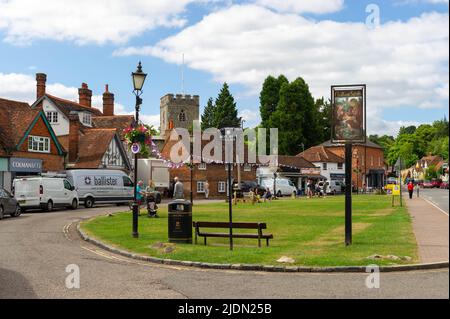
[45,94,103,117]
[92,115,134,140]
[277,155,317,169]
[320,139,383,149]
[0,98,40,151]
[297,145,344,163]
[71,129,116,168]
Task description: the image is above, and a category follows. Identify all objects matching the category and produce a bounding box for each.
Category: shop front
[0,157,43,191]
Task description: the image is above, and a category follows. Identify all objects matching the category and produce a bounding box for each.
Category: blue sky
[0,0,448,136]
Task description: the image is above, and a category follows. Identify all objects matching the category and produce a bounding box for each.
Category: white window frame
[46,111,58,124]
[243,164,251,172]
[337,162,343,170]
[28,135,50,153]
[197,181,205,193]
[198,163,207,170]
[218,181,226,193]
[82,112,92,126]
[322,163,328,170]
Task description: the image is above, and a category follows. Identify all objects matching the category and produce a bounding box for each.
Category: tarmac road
[417,187,449,214]
[0,205,448,299]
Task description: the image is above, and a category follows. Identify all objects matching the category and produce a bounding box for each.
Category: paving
[0,202,448,299]
[403,188,449,263]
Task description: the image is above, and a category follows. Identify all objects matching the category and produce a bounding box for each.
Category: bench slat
[193,221,267,229]
[197,232,273,239]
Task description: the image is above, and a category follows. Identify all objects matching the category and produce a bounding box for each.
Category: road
[417,187,449,214]
[0,205,448,299]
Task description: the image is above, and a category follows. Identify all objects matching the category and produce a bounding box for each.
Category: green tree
[269,77,318,155]
[315,97,332,143]
[399,125,417,135]
[213,83,241,129]
[425,165,438,180]
[201,97,215,130]
[259,75,288,128]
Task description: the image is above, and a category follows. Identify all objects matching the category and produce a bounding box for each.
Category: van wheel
[277,191,282,197]
[84,197,94,208]
[11,205,21,217]
[333,190,336,195]
[70,199,78,210]
[46,200,54,212]
[0,205,4,220]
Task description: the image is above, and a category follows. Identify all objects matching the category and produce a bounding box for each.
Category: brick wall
[169,163,257,199]
[16,115,65,172]
[326,145,385,187]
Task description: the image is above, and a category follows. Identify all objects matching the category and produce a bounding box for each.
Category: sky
[0,0,448,137]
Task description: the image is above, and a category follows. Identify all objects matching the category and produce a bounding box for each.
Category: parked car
[65,169,134,208]
[384,177,398,192]
[233,181,266,197]
[0,188,21,219]
[440,181,449,189]
[261,178,297,197]
[319,180,343,195]
[13,177,78,212]
[422,180,433,188]
[431,179,442,188]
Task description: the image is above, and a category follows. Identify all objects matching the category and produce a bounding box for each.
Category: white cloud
[0,0,202,45]
[0,72,159,126]
[239,108,261,128]
[114,4,449,135]
[254,0,344,14]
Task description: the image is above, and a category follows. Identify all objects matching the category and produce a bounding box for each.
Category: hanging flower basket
[123,124,157,157]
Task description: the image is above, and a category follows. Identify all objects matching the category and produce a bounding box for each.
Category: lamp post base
[132,202,139,238]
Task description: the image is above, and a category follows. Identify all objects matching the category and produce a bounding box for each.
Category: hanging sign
[331,85,366,143]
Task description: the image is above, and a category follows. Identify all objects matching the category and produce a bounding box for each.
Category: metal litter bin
[168,200,192,244]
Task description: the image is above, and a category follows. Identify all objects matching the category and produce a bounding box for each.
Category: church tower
[160,94,199,137]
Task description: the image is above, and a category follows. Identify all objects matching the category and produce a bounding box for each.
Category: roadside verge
[77,222,449,273]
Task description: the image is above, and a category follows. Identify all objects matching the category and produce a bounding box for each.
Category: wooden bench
[192,221,273,247]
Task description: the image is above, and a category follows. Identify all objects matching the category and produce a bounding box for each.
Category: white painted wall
[312,161,345,181]
[42,99,69,136]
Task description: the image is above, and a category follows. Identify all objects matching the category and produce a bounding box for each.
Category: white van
[261,178,297,197]
[13,177,78,211]
[65,169,134,208]
[319,180,343,195]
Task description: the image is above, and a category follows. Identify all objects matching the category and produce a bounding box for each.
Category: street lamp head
[132,61,147,92]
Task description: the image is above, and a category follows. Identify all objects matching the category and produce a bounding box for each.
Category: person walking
[204,180,210,199]
[407,181,414,199]
[173,177,184,200]
[136,180,145,212]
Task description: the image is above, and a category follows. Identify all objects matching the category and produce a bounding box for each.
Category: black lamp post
[273,172,277,198]
[131,61,147,238]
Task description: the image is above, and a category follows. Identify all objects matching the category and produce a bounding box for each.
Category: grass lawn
[81,195,418,267]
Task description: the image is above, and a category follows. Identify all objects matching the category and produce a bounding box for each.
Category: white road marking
[422,197,449,216]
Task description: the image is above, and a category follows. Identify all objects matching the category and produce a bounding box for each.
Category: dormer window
[81,112,92,126]
[46,111,58,124]
[179,110,186,122]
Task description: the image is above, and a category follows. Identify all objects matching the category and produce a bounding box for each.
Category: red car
[422,180,433,188]
[440,182,449,189]
[431,179,442,188]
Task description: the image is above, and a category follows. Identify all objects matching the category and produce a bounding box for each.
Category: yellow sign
[392,185,401,196]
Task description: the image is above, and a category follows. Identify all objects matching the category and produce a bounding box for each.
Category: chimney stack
[102,84,115,116]
[68,113,80,163]
[78,83,92,107]
[36,73,47,100]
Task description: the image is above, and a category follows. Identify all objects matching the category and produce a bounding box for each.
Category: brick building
[318,140,386,189]
[0,98,66,191]
[30,74,133,172]
[160,136,257,199]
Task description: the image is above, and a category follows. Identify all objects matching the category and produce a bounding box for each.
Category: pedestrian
[308,180,315,198]
[136,180,144,210]
[173,177,184,200]
[407,181,414,199]
[263,187,272,202]
[204,180,210,199]
[323,181,328,197]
